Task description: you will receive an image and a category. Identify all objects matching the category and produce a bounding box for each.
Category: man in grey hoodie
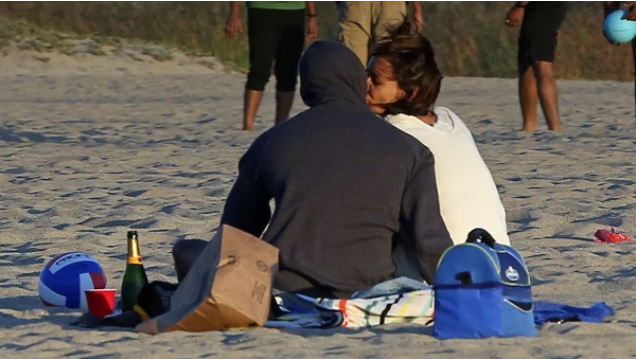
[173,40,452,298]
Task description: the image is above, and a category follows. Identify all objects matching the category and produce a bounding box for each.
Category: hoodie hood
[299,40,368,108]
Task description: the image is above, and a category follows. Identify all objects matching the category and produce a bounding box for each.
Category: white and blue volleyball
[38,252,107,311]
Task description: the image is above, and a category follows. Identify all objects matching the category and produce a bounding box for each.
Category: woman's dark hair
[370,19,443,116]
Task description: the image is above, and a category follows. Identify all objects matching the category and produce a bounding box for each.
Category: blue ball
[604,10,636,44]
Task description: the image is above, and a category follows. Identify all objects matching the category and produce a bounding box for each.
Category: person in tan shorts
[338,1,424,65]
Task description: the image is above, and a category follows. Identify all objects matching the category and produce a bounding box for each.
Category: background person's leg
[519,66,538,132]
[338,1,373,65]
[518,29,538,131]
[244,9,280,131]
[172,239,208,282]
[274,91,294,126]
[527,29,561,131]
[532,60,561,131]
[273,9,305,125]
[242,90,263,132]
[522,3,566,131]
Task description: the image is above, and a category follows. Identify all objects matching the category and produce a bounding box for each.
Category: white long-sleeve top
[386,107,511,246]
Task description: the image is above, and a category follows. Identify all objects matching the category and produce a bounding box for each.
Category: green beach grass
[0,1,634,81]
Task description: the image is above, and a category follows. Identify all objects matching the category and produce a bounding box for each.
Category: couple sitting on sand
[174,21,511,298]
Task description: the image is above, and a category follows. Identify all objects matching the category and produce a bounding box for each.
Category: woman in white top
[366,20,510,247]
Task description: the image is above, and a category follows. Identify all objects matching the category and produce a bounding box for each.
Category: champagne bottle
[120,230,149,312]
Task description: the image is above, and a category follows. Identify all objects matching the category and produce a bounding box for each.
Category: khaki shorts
[338,1,407,66]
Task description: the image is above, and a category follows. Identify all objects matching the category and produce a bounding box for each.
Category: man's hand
[625,1,636,20]
[414,11,425,31]
[225,16,242,38]
[505,6,525,27]
[225,2,243,39]
[412,2,425,31]
[306,17,318,41]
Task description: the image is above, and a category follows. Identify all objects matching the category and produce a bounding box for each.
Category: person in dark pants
[505,2,568,132]
[226,1,318,131]
[603,1,636,122]
[173,40,452,298]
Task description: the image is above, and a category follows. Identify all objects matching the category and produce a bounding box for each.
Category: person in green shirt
[226,1,318,131]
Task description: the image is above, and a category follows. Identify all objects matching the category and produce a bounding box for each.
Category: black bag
[71,281,178,329]
[137,281,179,319]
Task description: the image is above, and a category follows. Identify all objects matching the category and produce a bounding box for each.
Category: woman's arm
[306,2,319,40]
[225,1,243,38]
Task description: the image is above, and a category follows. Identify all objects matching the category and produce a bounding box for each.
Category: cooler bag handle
[466,228,496,249]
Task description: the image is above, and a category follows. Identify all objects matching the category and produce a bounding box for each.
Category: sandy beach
[1,50,636,358]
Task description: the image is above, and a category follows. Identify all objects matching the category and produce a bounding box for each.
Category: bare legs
[518,60,561,131]
[242,90,294,131]
[275,91,295,125]
[519,66,538,131]
[534,61,562,131]
[243,89,264,131]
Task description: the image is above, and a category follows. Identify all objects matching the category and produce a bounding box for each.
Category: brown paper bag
[135,224,279,334]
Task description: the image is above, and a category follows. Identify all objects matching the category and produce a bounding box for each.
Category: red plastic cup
[85,289,117,318]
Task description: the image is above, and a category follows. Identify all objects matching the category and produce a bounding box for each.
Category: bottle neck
[127,237,142,264]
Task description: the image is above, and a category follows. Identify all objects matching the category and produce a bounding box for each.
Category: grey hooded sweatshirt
[221,40,452,298]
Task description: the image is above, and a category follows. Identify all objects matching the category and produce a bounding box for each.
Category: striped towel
[265,277,435,329]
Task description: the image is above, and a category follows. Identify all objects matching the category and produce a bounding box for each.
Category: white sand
[1,50,636,358]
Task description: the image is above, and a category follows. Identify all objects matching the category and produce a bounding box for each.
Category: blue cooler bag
[432,228,536,339]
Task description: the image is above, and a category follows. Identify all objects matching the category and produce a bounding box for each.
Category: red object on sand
[85,289,116,318]
[594,228,634,243]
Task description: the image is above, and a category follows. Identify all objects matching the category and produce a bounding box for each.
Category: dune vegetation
[0,1,634,81]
